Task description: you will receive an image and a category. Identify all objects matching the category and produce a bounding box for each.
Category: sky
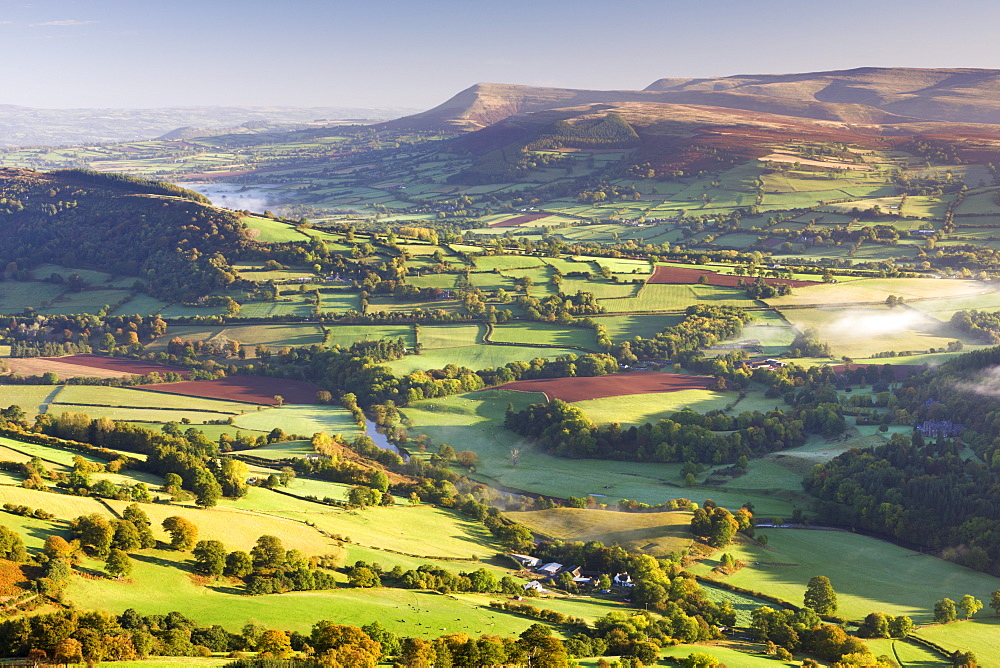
[5,0,1000,111]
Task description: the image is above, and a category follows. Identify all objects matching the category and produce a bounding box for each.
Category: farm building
[536,562,563,576]
[523,580,545,592]
[508,554,541,569]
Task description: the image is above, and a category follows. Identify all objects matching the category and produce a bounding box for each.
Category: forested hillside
[0,169,248,300]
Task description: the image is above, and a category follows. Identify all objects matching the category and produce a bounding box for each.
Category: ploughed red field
[647,265,819,288]
[492,370,712,403]
[489,213,548,227]
[136,375,320,405]
[52,355,191,378]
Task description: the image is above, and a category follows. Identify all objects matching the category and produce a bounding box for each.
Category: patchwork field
[402,390,799,517]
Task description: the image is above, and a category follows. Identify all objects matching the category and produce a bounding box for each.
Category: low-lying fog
[179,182,280,213]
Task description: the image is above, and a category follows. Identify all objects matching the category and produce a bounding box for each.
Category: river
[363,418,408,461]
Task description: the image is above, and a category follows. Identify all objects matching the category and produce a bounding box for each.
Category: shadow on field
[131,552,186,571]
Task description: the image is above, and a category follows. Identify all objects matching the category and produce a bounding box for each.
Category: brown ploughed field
[136,375,320,405]
[647,265,819,288]
[4,354,190,379]
[492,370,711,402]
[489,213,548,227]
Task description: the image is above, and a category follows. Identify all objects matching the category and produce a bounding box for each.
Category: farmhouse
[613,573,634,588]
[917,420,963,438]
[523,580,546,592]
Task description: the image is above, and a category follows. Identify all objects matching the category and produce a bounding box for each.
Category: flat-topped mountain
[385,67,1000,133]
[644,67,1000,124]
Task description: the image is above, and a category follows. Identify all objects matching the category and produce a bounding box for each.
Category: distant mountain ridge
[0,105,420,147]
[385,67,1000,132]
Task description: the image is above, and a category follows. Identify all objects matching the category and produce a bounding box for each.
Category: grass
[699,582,775,626]
[147,324,322,354]
[599,284,701,312]
[507,508,693,556]
[401,390,798,517]
[596,314,681,342]
[67,552,543,637]
[490,322,599,350]
[765,277,995,307]
[776,305,981,358]
[657,642,798,667]
[417,324,484,349]
[385,346,584,376]
[0,510,71,549]
[326,323,415,348]
[0,281,65,313]
[56,386,255,413]
[38,289,132,316]
[0,385,62,415]
[268,504,499,560]
[0,484,110,520]
[232,406,362,438]
[914,617,1000,666]
[572,388,782,426]
[689,529,1000,625]
[241,216,309,243]
[51,404,238,425]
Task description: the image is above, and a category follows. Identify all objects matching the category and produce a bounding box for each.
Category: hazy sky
[5,0,1000,110]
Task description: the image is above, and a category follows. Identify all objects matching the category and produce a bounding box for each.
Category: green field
[777,305,981,358]
[160,323,325,352]
[326,323,415,348]
[766,277,995,307]
[56,385,255,413]
[596,314,681,341]
[490,322,599,350]
[572,387,784,427]
[232,405,362,438]
[417,324,485,348]
[914,618,1000,667]
[0,385,62,414]
[402,390,799,517]
[241,216,309,242]
[508,508,693,556]
[691,529,1000,625]
[385,345,584,375]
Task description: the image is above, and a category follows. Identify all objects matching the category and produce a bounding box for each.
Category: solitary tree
[273,395,284,407]
[804,575,838,614]
[959,594,983,619]
[105,549,132,579]
[991,590,1000,615]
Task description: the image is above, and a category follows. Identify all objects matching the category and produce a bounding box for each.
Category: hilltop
[386,67,1000,133]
